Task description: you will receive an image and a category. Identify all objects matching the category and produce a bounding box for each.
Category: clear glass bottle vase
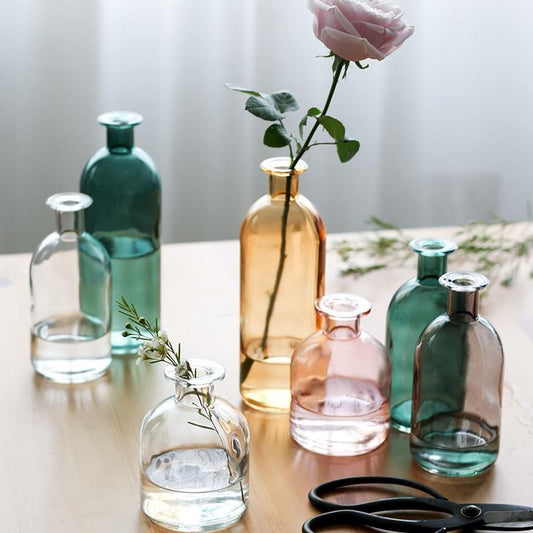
[30,193,112,383]
[140,359,250,532]
[411,271,504,476]
[290,294,391,456]
[80,111,161,355]
[386,238,457,433]
[240,157,326,412]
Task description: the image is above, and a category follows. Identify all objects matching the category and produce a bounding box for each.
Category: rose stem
[258,58,347,354]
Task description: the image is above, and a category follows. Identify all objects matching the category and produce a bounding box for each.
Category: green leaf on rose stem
[224,83,263,97]
[268,91,299,113]
[245,95,284,121]
[318,115,345,141]
[336,138,360,163]
[298,115,308,138]
[299,107,322,138]
[263,123,292,147]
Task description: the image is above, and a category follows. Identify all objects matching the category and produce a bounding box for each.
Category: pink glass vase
[290,294,391,456]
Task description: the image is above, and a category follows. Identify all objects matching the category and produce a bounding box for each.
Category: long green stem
[258,59,347,353]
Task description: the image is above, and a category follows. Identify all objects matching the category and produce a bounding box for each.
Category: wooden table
[1,230,532,532]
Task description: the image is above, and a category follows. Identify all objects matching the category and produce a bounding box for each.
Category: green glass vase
[80,111,161,355]
[386,238,457,433]
[411,271,503,476]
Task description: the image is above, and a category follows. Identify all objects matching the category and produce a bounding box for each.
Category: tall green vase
[80,111,161,355]
[385,238,456,433]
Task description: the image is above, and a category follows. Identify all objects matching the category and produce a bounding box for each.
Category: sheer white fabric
[1,0,532,252]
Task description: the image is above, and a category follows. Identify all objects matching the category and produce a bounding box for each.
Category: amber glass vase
[240,157,326,412]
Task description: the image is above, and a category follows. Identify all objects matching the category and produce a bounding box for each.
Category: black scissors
[303,476,533,532]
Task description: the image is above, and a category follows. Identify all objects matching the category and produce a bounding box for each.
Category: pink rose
[308,0,414,61]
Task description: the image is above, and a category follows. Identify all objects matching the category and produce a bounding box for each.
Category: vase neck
[97,111,143,154]
[46,192,92,235]
[409,238,457,284]
[164,359,225,408]
[440,271,489,320]
[324,316,361,339]
[317,294,370,340]
[269,174,299,198]
[448,291,480,318]
[260,157,307,200]
[417,254,447,283]
[174,384,215,408]
[106,126,134,153]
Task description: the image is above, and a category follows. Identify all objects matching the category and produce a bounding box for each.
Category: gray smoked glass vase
[80,111,161,355]
[411,271,504,476]
[386,238,457,433]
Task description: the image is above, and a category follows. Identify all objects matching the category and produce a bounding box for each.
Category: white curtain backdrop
[1,0,532,253]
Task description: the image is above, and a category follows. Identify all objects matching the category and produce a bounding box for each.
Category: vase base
[141,448,248,532]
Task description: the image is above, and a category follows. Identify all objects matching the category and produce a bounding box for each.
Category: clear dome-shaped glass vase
[30,193,112,383]
[140,359,250,532]
[80,111,161,356]
[386,238,457,433]
[240,157,326,412]
[411,272,504,476]
[290,294,391,456]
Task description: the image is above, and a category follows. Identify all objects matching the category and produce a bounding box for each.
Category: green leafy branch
[334,216,533,287]
[119,298,245,502]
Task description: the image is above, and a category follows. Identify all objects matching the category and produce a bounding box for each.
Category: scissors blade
[484,509,533,530]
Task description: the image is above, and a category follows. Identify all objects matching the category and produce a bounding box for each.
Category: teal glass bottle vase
[386,238,457,433]
[80,111,161,355]
[411,271,504,476]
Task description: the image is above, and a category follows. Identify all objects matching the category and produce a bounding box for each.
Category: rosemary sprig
[119,298,245,502]
[334,216,533,286]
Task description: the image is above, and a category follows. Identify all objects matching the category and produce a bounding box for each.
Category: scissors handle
[309,475,447,512]
[302,509,448,533]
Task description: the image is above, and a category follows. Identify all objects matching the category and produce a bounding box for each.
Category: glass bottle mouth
[46,192,92,212]
[439,271,489,292]
[97,111,143,128]
[409,238,457,256]
[260,157,308,176]
[164,358,225,388]
[315,293,371,319]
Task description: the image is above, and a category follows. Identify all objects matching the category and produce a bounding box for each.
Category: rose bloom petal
[308,0,414,61]
[322,26,385,61]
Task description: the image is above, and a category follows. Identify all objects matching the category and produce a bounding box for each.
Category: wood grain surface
[1,229,532,532]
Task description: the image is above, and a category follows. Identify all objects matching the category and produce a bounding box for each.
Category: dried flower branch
[334,216,533,286]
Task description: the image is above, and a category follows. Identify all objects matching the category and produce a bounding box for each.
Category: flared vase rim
[315,293,371,319]
[409,238,457,256]
[260,157,308,176]
[46,192,93,212]
[439,271,489,292]
[164,358,226,388]
[97,110,143,128]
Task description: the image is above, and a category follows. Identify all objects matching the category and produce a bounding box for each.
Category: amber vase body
[240,158,326,412]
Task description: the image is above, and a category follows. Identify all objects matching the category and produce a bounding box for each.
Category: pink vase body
[290,294,391,456]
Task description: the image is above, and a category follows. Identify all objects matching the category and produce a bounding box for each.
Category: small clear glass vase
[290,294,391,456]
[30,193,112,383]
[411,271,504,476]
[240,157,326,412]
[80,111,161,355]
[386,238,457,433]
[140,359,250,532]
